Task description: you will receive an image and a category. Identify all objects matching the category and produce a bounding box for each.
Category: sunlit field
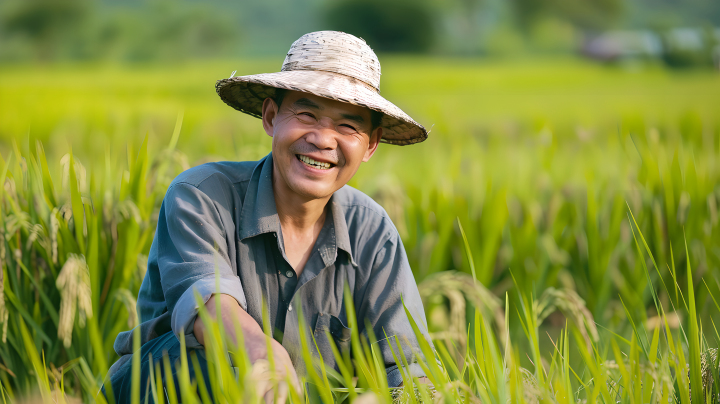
[1,57,720,402]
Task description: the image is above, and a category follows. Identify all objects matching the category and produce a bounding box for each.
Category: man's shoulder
[334,185,387,216]
[333,185,396,235]
[169,160,259,190]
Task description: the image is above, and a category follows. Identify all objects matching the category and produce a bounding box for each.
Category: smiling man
[106,31,430,403]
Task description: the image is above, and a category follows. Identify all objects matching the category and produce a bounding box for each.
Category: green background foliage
[1,0,720,400]
[0,56,719,401]
[0,0,718,61]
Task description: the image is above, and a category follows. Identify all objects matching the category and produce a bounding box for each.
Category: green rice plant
[0,129,186,400]
[6,198,720,403]
[1,59,720,402]
[2,136,720,402]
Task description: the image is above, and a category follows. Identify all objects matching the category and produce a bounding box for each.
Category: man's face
[262,91,382,201]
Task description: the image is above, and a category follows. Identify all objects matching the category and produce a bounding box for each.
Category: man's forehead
[284,91,371,118]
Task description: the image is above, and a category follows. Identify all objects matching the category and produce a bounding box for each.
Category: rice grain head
[535,287,599,350]
[56,253,93,347]
[418,270,504,347]
[25,223,50,253]
[114,288,139,328]
[60,154,88,193]
[113,200,143,225]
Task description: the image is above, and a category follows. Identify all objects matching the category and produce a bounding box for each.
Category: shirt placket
[266,205,340,364]
[268,231,297,343]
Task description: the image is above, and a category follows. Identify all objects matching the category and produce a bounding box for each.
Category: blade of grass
[684,230,703,404]
[68,150,86,254]
[130,323,141,404]
[457,218,477,283]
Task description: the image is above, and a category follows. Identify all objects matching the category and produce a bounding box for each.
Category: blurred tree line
[0,0,718,62]
[0,0,238,62]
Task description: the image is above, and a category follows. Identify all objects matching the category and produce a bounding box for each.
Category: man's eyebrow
[340,113,365,124]
[293,98,323,109]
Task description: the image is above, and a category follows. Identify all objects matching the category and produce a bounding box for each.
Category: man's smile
[296,154,337,170]
[267,91,377,200]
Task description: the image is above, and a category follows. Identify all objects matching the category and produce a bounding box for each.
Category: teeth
[298,155,331,169]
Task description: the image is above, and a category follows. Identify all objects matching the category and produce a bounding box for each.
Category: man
[106,31,430,403]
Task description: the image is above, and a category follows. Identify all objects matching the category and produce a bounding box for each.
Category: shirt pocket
[314,313,352,365]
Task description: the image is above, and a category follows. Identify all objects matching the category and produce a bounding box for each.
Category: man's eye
[338,124,359,135]
[295,112,317,124]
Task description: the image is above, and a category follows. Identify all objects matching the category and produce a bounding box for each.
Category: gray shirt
[113,152,429,386]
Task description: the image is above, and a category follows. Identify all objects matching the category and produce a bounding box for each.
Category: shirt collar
[239,153,281,240]
[239,152,357,267]
[329,197,357,267]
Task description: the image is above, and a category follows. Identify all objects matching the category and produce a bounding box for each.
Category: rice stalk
[56,253,92,348]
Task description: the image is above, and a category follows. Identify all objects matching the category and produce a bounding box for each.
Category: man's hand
[247,339,300,403]
[193,294,301,403]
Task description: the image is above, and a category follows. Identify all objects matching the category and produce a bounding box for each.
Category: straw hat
[215,31,427,145]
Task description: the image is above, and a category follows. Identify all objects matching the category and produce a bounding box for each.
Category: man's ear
[261,97,279,137]
[363,127,382,162]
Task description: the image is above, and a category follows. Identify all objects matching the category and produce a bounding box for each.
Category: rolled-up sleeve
[356,228,432,387]
[158,182,246,348]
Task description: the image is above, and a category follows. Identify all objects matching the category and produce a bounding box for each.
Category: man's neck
[272,175,330,232]
[271,165,330,274]
[275,196,328,233]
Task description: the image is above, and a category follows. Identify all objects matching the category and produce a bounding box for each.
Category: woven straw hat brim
[216,70,427,145]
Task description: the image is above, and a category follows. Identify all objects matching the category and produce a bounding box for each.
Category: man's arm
[192,294,265,354]
[355,226,433,387]
[157,181,247,348]
[158,180,299,399]
[193,294,300,396]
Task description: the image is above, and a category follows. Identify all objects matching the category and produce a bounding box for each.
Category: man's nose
[305,120,338,150]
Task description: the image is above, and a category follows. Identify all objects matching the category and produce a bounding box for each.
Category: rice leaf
[685,231,703,404]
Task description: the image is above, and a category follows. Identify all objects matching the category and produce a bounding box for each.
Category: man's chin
[287,182,337,201]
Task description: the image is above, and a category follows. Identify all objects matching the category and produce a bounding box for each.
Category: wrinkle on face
[263,91,380,201]
[292,98,323,110]
[288,140,343,166]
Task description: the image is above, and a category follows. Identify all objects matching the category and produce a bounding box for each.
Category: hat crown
[281,31,381,92]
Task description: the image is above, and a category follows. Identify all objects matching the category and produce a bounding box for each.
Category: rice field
[1,57,720,403]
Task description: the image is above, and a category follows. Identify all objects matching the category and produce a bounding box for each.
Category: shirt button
[288,304,293,312]
[285,270,294,278]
